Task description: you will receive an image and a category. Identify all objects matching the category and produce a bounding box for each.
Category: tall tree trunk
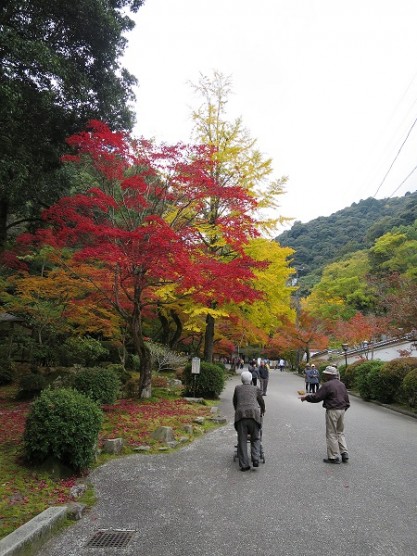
[169,310,183,349]
[203,313,215,362]
[130,306,152,398]
[0,196,9,251]
[157,306,170,345]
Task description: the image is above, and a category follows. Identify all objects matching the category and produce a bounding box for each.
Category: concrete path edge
[0,506,68,556]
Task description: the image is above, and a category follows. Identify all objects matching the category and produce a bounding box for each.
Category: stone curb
[0,506,67,556]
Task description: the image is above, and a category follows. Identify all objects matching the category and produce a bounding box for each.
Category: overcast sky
[123,0,417,231]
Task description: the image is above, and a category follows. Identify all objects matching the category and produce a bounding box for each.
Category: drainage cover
[85,529,135,548]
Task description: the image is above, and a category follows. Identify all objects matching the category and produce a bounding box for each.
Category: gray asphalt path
[38,370,417,556]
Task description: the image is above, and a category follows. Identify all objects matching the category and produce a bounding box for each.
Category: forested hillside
[275,191,417,281]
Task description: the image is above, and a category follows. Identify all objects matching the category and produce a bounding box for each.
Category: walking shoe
[341,452,349,463]
[252,461,259,467]
[323,457,341,464]
[240,466,251,472]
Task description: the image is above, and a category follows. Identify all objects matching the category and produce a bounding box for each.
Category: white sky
[123,0,417,231]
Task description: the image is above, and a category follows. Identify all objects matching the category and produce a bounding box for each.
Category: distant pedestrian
[249,363,260,387]
[278,358,285,372]
[259,362,269,396]
[233,371,265,471]
[304,364,312,393]
[300,366,350,464]
[309,364,320,393]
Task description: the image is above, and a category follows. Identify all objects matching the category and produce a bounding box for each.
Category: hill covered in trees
[275,191,417,285]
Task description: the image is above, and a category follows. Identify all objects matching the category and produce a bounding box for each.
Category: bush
[375,358,417,404]
[23,388,103,472]
[182,361,226,399]
[73,367,121,405]
[103,363,131,385]
[402,369,417,407]
[0,363,15,385]
[17,372,48,400]
[60,336,109,366]
[339,360,364,390]
[354,360,384,401]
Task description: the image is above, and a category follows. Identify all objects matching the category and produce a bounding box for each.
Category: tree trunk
[130,307,152,398]
[169,310,183,349]
[157,307,171,345]
[203,313,215,362]
[0,196,9,251]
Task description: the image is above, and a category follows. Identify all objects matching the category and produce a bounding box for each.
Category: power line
[373,114,417,197]
[388,163,417,198]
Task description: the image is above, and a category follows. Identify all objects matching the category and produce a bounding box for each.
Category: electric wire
[373,113,417,197]
[388,163,417,198]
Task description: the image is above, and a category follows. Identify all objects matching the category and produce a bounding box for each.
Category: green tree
[0,0,143,247]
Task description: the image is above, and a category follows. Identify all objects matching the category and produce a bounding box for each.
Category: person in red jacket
[300,365,350,464]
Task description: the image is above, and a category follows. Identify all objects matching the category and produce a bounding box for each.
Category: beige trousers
[325,409,348,459]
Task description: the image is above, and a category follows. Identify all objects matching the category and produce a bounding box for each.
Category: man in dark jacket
[300,366,350,464]
[258,362,269,396]
[233,371,265,471]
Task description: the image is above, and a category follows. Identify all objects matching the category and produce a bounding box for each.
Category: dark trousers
[310,382,319,393]
[235,418,261,469]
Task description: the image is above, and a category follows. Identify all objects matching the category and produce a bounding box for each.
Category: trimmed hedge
[375,358,417,404]
[403,369,417,407]
[73,367,121,405]
[17,372,47,400]
[354,360,385,401]
[182,361,226,399]
[23,388,103,472]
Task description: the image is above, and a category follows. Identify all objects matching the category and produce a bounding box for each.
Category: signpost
[191,357,200,397]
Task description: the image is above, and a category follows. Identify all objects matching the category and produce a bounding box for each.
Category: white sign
[191,357,201,374]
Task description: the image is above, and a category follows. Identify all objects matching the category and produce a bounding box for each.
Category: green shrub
[354,360,384,401]
[182,361,226,399]
[104,363,132,385]
[339,360,364,390]
[374,358,417,404]
[402,369,417,407]
[73,367,120,405]
[61,336,109,366]
[17,372,47,400]
[23,388,103,472]
[0,363,15,385]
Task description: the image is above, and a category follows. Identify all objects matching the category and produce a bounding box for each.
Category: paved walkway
[36,371,417,556]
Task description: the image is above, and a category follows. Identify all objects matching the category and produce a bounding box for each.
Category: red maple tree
[16,121,263,397]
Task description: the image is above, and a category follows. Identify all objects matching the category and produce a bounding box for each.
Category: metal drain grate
[85,529,135,548]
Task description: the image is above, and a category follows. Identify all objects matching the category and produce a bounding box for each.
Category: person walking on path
[233,371,265,471]
[259,361,269,396]
[304,364,312,393]
[278,358,285,372]
[248,360,260,386]
[299,365,350,464]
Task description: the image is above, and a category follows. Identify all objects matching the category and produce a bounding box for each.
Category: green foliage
[374,358,417,404]
[182,362,226,399]
[0,0,143,246]
[103,363,132,385]
[275,192,417,290]
[61,336,109,366]
[402,369,417,407]
[0,363,15,385]
[73,367,121,405]
[17,372,47,400]
[339,360,364,389]
[354,360,385,401]
[23,388,103,472]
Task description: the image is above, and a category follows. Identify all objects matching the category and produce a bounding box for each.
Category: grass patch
[0,382,222,540]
